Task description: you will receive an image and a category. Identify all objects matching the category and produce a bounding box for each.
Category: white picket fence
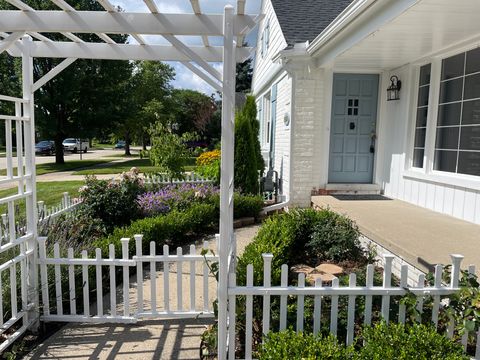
[227,253,480,360]
[37,235,218,323]
[145,172,213,185]
[37,192,81,226]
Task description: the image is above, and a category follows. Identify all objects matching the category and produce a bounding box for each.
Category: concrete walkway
[25,225,260,360]
[312,195,480,274]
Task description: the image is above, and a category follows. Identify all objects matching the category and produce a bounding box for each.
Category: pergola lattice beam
[190,0,210,47]
[32,57,76,92]
[95,0,145,45]
[180,61,222,92]
[163,34,221,81]
[237,0,246,47]
[51,0,117,44]
[0,11,258,36]
[143,0,159,13]
[0,32,24,54]
[6,41,252,62]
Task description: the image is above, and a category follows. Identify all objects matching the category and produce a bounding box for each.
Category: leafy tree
[170,89,217,135]
[234,108,259,194]
[148,122,197,180]
[236,57,253,93]
[124,61,175,153]
[0,0,135,164]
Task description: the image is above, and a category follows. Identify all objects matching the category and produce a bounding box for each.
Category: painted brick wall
[290,69,324,206]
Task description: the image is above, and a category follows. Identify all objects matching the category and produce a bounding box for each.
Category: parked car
[35,140,55,155]
[114,140,126,149]
[62,138,89,153]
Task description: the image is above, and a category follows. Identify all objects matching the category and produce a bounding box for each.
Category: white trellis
[0,1,261,358]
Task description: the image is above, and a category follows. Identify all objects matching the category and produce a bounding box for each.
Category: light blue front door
[328,74,379,183]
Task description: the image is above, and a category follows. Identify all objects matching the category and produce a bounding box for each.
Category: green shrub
[357,322,468,360]
[257,329,350,360]
[237,209,328,286]
[94,203,218,257]
[209,193,263,220]
[79,173,143,231]
[234,105,259,194]
[306,208,361,263]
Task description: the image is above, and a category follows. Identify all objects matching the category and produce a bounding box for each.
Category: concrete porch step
[318,183,382,195]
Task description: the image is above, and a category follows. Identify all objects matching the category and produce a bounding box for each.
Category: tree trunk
[124,132,131,156]
[54,135,64,164]
[55,108,66,164]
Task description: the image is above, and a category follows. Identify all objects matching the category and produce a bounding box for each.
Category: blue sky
[111,0,261,95]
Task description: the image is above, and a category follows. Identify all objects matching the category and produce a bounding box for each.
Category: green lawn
[0,181,84,215]
[74,158,197,175]
[0,159,112,176]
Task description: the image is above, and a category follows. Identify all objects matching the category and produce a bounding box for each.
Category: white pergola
[0,1,260,358]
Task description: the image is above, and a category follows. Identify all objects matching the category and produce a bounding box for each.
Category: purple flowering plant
[137,183,219,217]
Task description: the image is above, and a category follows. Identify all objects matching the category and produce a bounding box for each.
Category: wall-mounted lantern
[387,75,401,101]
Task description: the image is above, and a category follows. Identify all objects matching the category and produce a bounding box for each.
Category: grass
[0,159,113,176]
[0,181,84,215]
[74,158,197,175]
[91,142,114,150]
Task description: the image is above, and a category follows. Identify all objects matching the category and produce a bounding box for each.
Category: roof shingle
[271,0,353,46]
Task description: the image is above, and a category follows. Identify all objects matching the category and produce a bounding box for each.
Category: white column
[218,5,235,360]
[22,35,39,330]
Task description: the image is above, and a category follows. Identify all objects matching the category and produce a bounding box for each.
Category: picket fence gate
[37,235,219,323]
[228,254,480,360]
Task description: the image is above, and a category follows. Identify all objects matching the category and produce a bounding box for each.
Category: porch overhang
[307,0,480,70]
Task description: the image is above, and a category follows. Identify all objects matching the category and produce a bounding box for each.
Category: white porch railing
[37,236,218,323]
[228,253,480,360]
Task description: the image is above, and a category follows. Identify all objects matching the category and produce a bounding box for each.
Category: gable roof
[271,0,353,47]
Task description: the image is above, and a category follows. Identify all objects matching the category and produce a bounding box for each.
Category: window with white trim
[434,48,480,176]
[263,93,271,146]
[413,64,431,168]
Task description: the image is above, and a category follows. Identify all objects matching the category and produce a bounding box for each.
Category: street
[0,148,123,170]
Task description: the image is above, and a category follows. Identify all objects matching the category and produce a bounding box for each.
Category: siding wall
[251,0,287,94]
[381,65,480,225]
[273,74,292,199]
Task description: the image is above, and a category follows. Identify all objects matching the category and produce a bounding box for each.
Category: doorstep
[312,195,480,275]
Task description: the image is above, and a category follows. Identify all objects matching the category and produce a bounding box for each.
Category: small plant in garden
[256,328,350,360]
[357,322,468,359]
[148,122,197,180]
[196,149,221,183]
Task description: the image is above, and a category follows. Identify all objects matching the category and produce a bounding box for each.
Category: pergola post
[21,35,39,330]
[218,5,235,360]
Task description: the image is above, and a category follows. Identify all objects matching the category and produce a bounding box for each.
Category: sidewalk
[25,225,260,360]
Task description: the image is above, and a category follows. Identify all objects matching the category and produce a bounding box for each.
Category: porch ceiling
[330,0,480,70]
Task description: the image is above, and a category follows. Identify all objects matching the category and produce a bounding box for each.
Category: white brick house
[253,0,480,225]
